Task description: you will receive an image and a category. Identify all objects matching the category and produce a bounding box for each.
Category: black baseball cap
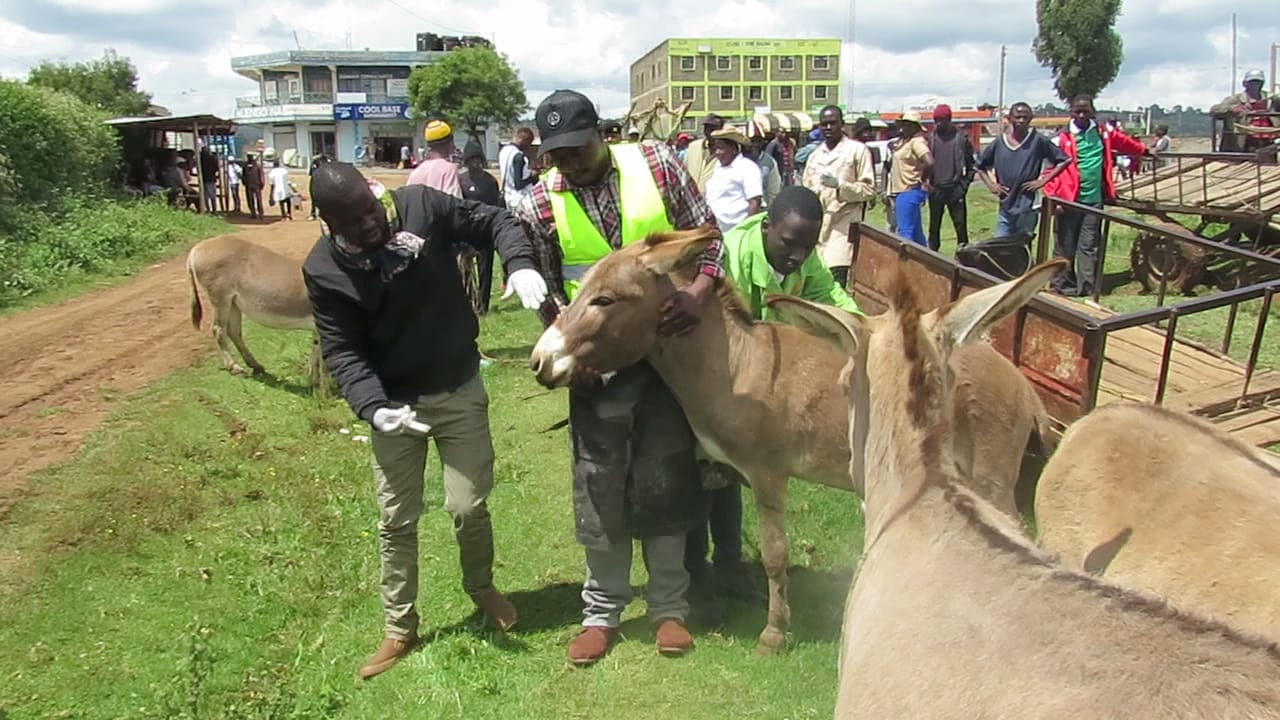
[702,113,725,128]
[536,89,600,156]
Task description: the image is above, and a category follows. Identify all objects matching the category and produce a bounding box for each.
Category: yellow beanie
[424,120,453,143]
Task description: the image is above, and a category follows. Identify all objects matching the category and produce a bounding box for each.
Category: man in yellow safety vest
[511,89,725,666]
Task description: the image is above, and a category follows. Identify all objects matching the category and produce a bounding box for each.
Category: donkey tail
[187,251,203,330]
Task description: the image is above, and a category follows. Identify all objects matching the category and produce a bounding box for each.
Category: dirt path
[0,216,326,516]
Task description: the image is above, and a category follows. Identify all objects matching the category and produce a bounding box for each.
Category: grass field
[4,184,1277,719]
[0,292,864,719]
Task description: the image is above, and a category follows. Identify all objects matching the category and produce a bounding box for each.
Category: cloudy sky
[0,0,1276,120]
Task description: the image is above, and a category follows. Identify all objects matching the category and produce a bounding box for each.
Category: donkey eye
[589,295,615,307]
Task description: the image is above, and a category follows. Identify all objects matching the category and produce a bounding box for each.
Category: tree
[1033,0,1124,102]
[27,49,152,117]
[408,46,527,143]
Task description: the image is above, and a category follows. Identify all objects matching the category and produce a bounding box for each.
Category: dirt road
[0,215,327,516]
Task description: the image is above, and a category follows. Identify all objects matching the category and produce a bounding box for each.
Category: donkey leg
[209,305,248,375]
[225,303,267,375]
[751,476,791,654]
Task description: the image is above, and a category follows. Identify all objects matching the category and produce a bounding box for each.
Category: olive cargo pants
[370,371,497,640]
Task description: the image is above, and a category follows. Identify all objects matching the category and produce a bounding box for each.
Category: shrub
[0,198,231,308]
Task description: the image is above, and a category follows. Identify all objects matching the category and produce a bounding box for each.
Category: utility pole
[997,44,1008,128]
[1230,12,1237,91]
[846,0,857,110]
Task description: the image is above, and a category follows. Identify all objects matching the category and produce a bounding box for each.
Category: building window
[681,86,695,101]
[779,56,796,71]
[747,56,763,71]
[814,85,828,99]
[720,86,735,101]
[680,56,695,71]
[780,86,794,100]
[813,56,831,70]
[748,86,763,102]
[682,117,698,131]
[716,56,731,70]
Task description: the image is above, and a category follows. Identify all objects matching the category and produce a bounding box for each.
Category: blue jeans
[894,188,928,246]
[996,208,1039,238]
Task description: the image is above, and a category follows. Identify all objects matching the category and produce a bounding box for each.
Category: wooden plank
[1224,414,1280,447]
[1166,370,1280,414]
[1207,406,1280,433]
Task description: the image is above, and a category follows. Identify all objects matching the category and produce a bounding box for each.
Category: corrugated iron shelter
[105,113,237,213]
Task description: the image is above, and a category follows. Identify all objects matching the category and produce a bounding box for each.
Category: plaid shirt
[512,140,723,314]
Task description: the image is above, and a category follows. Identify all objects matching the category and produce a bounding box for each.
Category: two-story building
[630,38,842,132]
[230,38,495,166]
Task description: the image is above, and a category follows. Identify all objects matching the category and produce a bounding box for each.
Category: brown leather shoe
[567,626,615,666]
[357,636,418,679]
[655,619,693,656]
[472,587,518,631]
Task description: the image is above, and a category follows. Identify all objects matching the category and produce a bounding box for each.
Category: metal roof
[104,113,237,134]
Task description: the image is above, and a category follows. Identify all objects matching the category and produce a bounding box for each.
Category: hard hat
[262,147,278,161]
[424,120,452,142]
[1243,69,1265,84]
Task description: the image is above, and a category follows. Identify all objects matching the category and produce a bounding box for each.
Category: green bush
[0,80,118,233]
[0,197,231,308]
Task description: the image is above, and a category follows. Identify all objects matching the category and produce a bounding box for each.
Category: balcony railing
[235,91,337,108]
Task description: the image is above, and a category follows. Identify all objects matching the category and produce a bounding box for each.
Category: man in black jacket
[303,162,547,680]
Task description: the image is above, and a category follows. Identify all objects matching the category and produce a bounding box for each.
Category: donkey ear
[639,225,720,275]
[925,259,1064,350]
[766,295,867,356]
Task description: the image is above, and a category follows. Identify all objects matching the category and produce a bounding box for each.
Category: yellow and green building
[629,38,842,130]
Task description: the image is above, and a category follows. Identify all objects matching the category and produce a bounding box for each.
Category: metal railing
[851,212,1280,425]
[1114,150,1275,219]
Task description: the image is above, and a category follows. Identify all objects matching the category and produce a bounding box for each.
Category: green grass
[0,292,864,719]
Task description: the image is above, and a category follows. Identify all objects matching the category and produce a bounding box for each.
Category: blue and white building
[230,39,497,166]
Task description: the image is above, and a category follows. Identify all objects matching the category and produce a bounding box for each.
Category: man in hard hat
[407,119,462,196]
[1211,69,1279,153]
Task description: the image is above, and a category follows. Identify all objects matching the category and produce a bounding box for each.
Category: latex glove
[502,268,548,310]
[371,406,431,437]
[820,173,841,189]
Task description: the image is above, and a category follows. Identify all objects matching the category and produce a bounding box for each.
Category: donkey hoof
[228,364,249,376]
[755,627,787,654]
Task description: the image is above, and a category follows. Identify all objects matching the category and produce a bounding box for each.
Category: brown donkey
[528,227,1050,652]
[770,261,1280,719]
[187,235,324,384]
[1035,402,1280,641]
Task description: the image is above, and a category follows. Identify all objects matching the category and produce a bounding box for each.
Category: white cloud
[0,0,1275,121]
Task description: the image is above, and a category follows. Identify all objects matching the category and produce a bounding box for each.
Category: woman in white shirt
[705,126,763,232]
[267,159,293,220]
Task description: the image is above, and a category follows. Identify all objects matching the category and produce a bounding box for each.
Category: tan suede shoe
[568,626,615,666]
[357,636,418,680]
[655,619,694,656]
[472,587,518,631]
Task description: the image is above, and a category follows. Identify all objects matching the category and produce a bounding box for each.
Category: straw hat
[899,111,924,126]
[711,125,750,147]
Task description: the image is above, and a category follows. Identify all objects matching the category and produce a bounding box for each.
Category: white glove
[371,406,431,437]
[820,173,841,189]
[502,268,548,310]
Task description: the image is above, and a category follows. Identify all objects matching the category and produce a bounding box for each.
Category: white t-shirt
[268,167,291,202]
[227,162,242,186]
[705,153,763,231]
[499,144,531,206]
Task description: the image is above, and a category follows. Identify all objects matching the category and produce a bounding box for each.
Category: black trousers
[927,182,969,251]
[245,188,263,218]
[1052,202,1104,297]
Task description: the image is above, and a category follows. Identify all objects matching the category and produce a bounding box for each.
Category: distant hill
[1032,103,1214,138]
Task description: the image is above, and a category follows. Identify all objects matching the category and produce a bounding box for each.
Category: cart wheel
[1130,230,1207,295]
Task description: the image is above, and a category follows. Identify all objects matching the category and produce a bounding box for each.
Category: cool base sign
[333,103,411,121]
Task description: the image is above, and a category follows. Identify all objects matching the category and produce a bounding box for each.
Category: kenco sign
[333,103,411,120]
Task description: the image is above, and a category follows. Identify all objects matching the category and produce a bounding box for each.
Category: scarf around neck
[325,178,428,281]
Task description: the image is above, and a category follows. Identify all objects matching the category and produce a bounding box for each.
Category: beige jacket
[683,140,719,194]
[801,137,877,268]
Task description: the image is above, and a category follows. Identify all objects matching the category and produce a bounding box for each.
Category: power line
[381,0,481,37]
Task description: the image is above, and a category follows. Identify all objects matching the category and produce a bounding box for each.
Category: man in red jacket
[1044,95,1150,297]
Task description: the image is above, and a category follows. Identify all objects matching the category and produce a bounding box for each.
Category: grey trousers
[1053,202,1104,296]
[582,535,690,628]
[370,371,496,640]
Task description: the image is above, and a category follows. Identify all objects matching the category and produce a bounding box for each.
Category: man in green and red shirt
[1044,95,1150,297]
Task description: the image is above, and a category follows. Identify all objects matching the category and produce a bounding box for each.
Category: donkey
[1035,401,1280,640]
[187,235,324,385]
[769,261,1280,719]
[528,227,1051,652]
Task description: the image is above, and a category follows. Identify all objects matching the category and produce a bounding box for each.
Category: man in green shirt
[684,186,859,598]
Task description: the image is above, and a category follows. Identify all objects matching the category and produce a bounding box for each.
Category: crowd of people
[296,78,1280,680]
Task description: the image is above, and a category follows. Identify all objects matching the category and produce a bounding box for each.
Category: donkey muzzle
[530,324,575,388]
